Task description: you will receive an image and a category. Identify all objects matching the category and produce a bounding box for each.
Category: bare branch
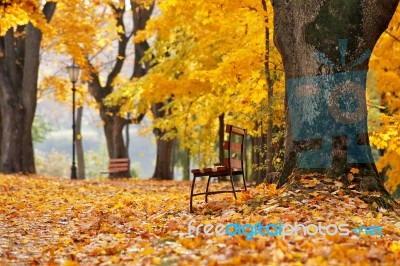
[385,30,400,43]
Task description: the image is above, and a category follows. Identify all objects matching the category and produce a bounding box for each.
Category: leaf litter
[0,174,399,265]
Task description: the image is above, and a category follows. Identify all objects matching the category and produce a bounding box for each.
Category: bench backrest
[109,158,129,172]
[223,124,246,171]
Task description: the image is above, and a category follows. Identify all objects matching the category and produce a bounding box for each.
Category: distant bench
[100,158,129,178]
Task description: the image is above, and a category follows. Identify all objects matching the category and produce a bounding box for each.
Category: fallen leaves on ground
[0,174,399,265]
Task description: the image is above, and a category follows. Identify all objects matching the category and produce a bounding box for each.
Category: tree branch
[106,4,129,88]
[385,30,400,43]
[43,2,57,22]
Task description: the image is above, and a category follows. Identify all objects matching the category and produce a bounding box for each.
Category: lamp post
[67,61,80,180]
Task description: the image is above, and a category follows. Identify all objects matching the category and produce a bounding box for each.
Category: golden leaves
[368,5,400,194]
[1,174,400,264]
[109,0,285,166]
[0,0,38,35]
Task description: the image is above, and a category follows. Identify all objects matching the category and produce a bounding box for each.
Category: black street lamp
[67,61,80,180]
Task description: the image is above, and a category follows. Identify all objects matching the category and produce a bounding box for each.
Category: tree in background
[32,115,52,144]
[87,1,148,177]
[42,0,154,178]
[110,0,285,180]
[273,0,399,207]
[0,1,56,173]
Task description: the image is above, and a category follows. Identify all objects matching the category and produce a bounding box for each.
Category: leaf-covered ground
[0,174,399,265]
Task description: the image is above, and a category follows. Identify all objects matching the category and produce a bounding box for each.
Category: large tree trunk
[0,109,2,157]
[273,0,399,207]
[152,102,174,180]
[0,56,24,173]
[153,137,174,180]
[0,3,56,174]
[100,106,130,178]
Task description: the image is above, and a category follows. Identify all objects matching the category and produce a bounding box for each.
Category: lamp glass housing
[67,62,80,83]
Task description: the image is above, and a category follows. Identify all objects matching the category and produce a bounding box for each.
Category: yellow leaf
[115,233,124,239]
[141,247,154,256]
[350,168,360,174]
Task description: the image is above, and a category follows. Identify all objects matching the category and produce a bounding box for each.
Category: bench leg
[205,176,212,203]
[229,173,237,199]
[242,173,247,191]
[190,175,197,213]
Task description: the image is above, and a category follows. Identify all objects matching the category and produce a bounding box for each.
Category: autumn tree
[0,1,56,173]
[87,1,149,177]
[369,7,400,197]
[273,0,399,207]
[111,0,285,180]
[42,0,153,178]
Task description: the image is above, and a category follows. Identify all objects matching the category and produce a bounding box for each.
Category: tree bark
[153,137,174,180]
[125,113,131,176]
[76,106,85,179]
[218,113,225,164]
[151,102,174,180]
[262,0,275,178]
[101,113,128,159]
[99,102,130,178]
[0,2,56,174]
[0,109,2,157]
[183,148,190,181]
[273,0,399,207]
[251,123,268,185]
[87,2,151,178]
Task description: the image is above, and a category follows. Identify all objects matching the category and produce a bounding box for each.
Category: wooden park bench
[100,158,129,178]
[190,124,247,212]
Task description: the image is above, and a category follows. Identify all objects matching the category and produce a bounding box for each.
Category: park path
[0,174,399,265]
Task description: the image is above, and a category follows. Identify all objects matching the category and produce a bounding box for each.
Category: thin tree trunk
[253,123,268,185]
[251,135,259,183]
[125,113,131,177]
[172,139,190,180]
[183,148,190,181]
[245,135,252,182]
[273,0,399,208]
[76,106,85,179]
[262,0,275,177]
[218,114,224,164]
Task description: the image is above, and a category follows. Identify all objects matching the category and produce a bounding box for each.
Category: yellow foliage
[0,0,50,36]
[111,0,284,166]
[370,5,400,193]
